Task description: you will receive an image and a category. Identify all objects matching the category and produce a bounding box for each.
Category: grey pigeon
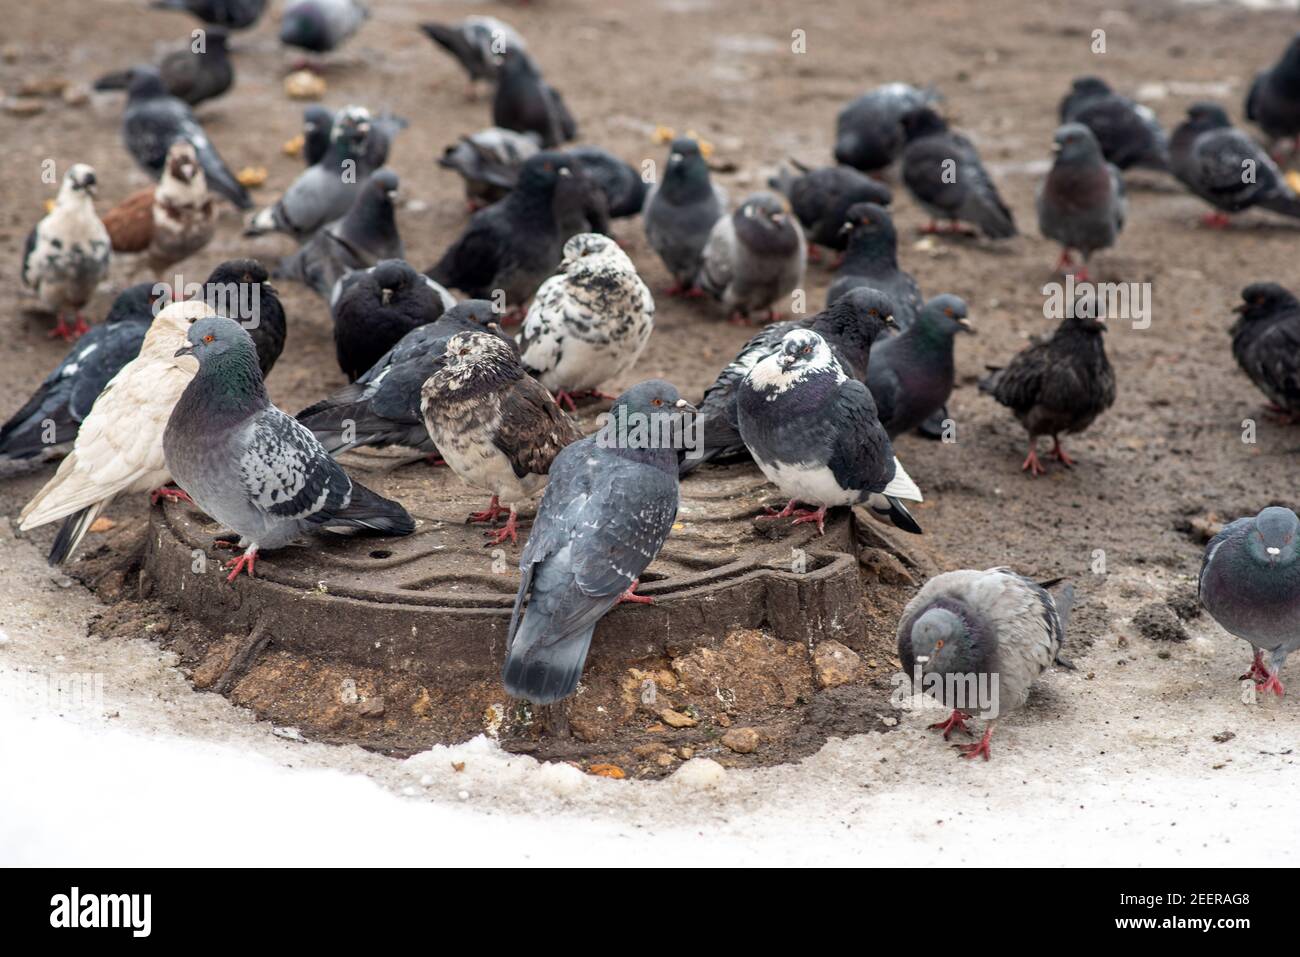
[149,0,265,29]
[95,27,233,106]
[1059,76,1169,172]
[1230,282,1300,420]
[420,331,580,545]
[1246,34,1300,153]
[899,107,1017,238]
[118,66,251,209]
[301,106,403,169]
[698,191,806,323]
[297,300,513,456]
[644,138,727,295]
[419,16,526,94]
[898,568,1073,761]
[867,294,973,439]
[246,106,377,239]
[682,287,897,476]
[736,329,923,535]
[567,146,649,219]
[492,47,576,148]
[280,0,368,54]
[979,306,1115,476]
[164,316,414,583]
[332,259,449,382]
[520,234,654,410]
[1200,506,1300,698]
[199,259,286,378]
[439,127,540,209]
[826,202,922,327]
[1170,102,1300,227]
[834,83,938,172]
[769,162,893,259]
[503,380,691,704]
[1037,123,1126,281]
[276,168,403,301]
[22,164,111,340]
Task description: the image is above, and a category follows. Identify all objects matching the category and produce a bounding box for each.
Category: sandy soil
[3,0,1300,864]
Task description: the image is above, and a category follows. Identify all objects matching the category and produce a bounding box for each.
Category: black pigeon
[567,146,648,219]
[1246,34,1300,153]
[492,47,576,148]
[118,66,251,209]
[280,0,368,54]
[834,83,937,172]
[866,294,972,439]
[200,259,286,377]
[1170,102,1300,227]
[95,28,233,106]
[899,107,1017,238]
[1230,282,1300,420]
[552,161,610,239]
[1037,123,1126,281]
[643,138,727,295]
[334,259,447,382]
[439,127,540,209]
[1059,76,1169,172]
[769,162,892,259]
[979,307,1115,476]
[298,300,514,456]
[826,202,923,326]
[149,0,265,30]
[418,16,526,93]
[299,106,403,169]
[503,380,689,704]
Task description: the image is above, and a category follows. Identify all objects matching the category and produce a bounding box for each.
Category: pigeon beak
[1232,303,1247,314]
[675,398,697,413]
[838,221,853,236]
[957,317,975,333]
[883,313,897,327]
[1268,546,1281,556]
[669,152,683,164]
[174,344,195,358]
[558,167,572,177]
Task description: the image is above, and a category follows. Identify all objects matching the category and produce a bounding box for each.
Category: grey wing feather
[239,409,352,522]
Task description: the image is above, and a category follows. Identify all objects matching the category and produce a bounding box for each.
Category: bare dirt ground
[3,0,1300,864]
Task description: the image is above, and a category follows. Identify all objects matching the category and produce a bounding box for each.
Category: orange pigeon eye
[935,639,945,649]
[203,334,215,343]
[652,398,664,407]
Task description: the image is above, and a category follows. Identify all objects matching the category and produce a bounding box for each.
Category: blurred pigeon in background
[1037,123,1126,281]
[200,259,287,377]
[769,162,892,261]
[834,83,938,172]
[419,16,526,96]
[1059,76,1169,172]
[439,127,541,209]
[95,27,234,106]
[567,146,649,219]
[1246,34,1300,155]
[101,140,217,274]
[697,191,806,323]
[644,137,727,296]
[492,47,576,148]
[149,0,265,30]
[899,107,1017,238]
[826,202,922,326]
[280,0,368,54]
[1230,282,1300,421]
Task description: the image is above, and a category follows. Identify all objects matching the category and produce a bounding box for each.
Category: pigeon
[736,329,923,535]
[825,202,923,327]
[898,568,1073,761]
[164,316,414,582]
[1037,123,1126,281]
[246,106,377,239]
[420,331,580,545]
[1246,35,1300,154]
[643,138,727,296]
[979,306,1115,476]
[22,164,112,341]
[297,300,513,456]
[682,287,898,476]
[301,106,403,169]
[17,300,214,565]
[1200,506,1300,698]
[149,0,265,30]
[899,107,1017,238]
[1059,76,1170,172]
[1,284,160,463]
[101,140,217,274]
[419,16,526,95]
[330,261,455,314]
[427,151,581,305]
[1170,102,1300,227]
[280,0,368,54]
[276,168,403,301]
[520,234,655,410]
[769,162,892,260]
[867,294,973,439]
[118,66,251,209]
[567,146,649,219]
[333,259,448,382]
[552,160,611,239]
[1230,282,1300,420]
[439,127,540,209]
[492,47,576,148]
[503,380,692,704]
[95,27,234,106]
[697,191,807,323]
[200,259,287,377]
[834,83,938,172]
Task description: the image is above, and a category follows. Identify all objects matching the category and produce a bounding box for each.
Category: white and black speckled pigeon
[421,331,580,545]
[297,300,513,456]
[1037,123,1126,282]
[118,66,250,209]
[332,259,449,382]
[150,0,265,30]
[1200,506,1300,698]
[276,169,402,301]
[492,47,576,148]
[736,329,922,536]
[834,83,938,172]
[769,162,892,261]
[1170,102,1300,227]
[164,316,414,583]
[520,233,654,411]
[280,0,368,54]
[439,127,541,209]
[898,568,1073,761]
[95,27,233,106]
[698,191,807,324]
[1246,35,1300,155]
[200,259,287,378]
[567,146,649,219]
[1230,282,1300,420]
[979,307,1115,476]
[503,379,691,704]
[826,202,922,327]
[22,164,111,341]
[899,107,1017,238]
[1059,76,1170,172]
[419,16,526,96]
[644,138,728,296]
[246,106,377,239]
[867,294,973,439]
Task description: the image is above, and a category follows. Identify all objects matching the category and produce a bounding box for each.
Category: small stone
[639,678,657,707]
[1213,730,1235,744]
[62,84,89,107]
[1133,602,1188,643]
[633,742,668,759]
[284,69,326,100]
[659,708,697,728]
[676,746,694,760]
[411,688,432,717]
[858,547,915,585]
[671,757,725,790]
[3,97,44,117]
[569,717,601,742]
[880,715,898,727]
[812,639,862,689]
[720,727,760,753]
[357,696,385,718]
[338,677,359,705]
[655,753,675,767]
[715,713,732,728]
[19,77,66,97]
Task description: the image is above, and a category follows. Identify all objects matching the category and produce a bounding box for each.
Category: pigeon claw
[223,548,258,583]
[1199,211,1232,229]
[616,578,655,605]
[1049,438,1077,468]
[467,495,508,525]
[150,485,193,506]
[49,313,90,342]
[929,709,973,741]
[1255,670,1286,699]
[758,499,802,521]
[955,727,994,761]
[1240,649,1269,683]
[789,506,828,536]
[1021,447,1047,477]
[482,509,520,547]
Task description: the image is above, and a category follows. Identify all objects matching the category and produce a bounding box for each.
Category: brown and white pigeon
[102,141,216,275]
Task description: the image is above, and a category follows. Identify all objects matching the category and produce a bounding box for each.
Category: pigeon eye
[935,639,945,649]
[203,334,215,343]
[652,398,664,407]
[459,348,470,356]
[868,309,878,317]
[944,308,954,317]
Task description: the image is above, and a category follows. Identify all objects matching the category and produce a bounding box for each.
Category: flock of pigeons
[9,1,1300,760]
